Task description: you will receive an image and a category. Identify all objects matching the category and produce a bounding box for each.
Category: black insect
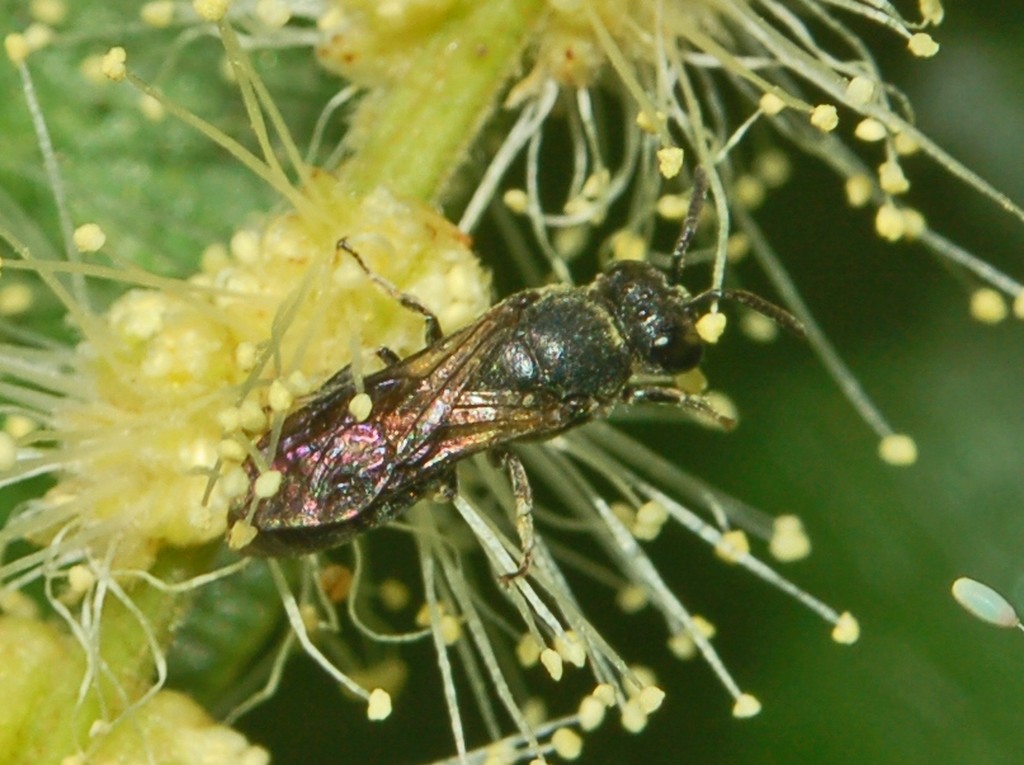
[227,169,802,572]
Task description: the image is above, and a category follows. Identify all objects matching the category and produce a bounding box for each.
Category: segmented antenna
[670,166,709,284]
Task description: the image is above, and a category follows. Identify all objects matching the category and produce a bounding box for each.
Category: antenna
[670,166,709,284]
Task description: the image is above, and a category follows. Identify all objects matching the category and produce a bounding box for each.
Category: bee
[228,169,802,574]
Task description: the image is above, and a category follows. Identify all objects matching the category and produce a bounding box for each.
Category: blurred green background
[1,3,1022,764]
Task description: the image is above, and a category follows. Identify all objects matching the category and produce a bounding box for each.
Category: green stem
[338,0,546,203]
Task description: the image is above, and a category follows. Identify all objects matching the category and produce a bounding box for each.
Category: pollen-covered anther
[610,230,645,262]
[230,229,262,265]
[638,686,666,714]
[0,589,39,619]
[138,93,165,122]
[193,0,230,22]
[770,514,811,561]
[0,284,34,316]
[831,611,860,644]
[854,118,887,142]
[348,392,373,422]
[674,367,707,394]
[233,341,258,373]
[516,633,543,668]
[502,188,529,214]
[845,76,876,106]
[616,584,648,613]
[73,224,105,253]
[219,466,250,500]
[894,131,921,156]
[908,32,940,57]
[656,194,688,221]
[619,699,648,733]
[759,92,786,115]
[635,109,665,134]
[4,33,30,65]
[809,104,839,132]
[216,405,242,434]
[140,1,175,27]
[217,438,246,463]
[631,500,668,541]
[255,0,291,28]
[740,310,779,343]
[734,175,766,209]
[878,161,910,195]
[101,46,127,82]
[367,688,392,721]
[667,631,696,660]
[901,207,927,240]
[714,529,750,563]
[268,379,294,412]
[540,648,564,681]
[878,433,918,466]
[377,579,409,611]
[920,0,945,25]
[238,399,268,433]
[551,727,583,760]
[732,693,762,718]
[656,147,684,179]
[969,287,1008,324]
[754,150,791,188]
[554,631,586,667]
[66,564,96,596]
[845,174,874,208]
[228,518,257,549]
[875,203,906,241]
[30,0,67,25]
[695,312,727,344]
[578,694,607,731]
[439,614,462,645]
[253,469,282,498]
[1013,291,1024,320]
[690,615,716,640]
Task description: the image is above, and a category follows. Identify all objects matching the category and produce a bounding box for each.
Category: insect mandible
[227,168,803,578]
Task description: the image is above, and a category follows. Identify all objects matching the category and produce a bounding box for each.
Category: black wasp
[228,169,802,574]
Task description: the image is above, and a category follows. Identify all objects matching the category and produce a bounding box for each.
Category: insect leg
[497,451,535,584]
[337,238,443,344]
[627,386,736,431]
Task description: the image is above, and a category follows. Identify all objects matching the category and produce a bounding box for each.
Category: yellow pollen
[578,695,606,731]
[969,287,1008,324]
[217,438,247,463]
[655,194,688,221]
[908,32,940,57]
[1013,291,1024,320]
[268,379,295,412]
[809,104,839,132]
[854,118,887,142]
[253,470,283,498]
[901,208,927,239]
[551,728,583,759]
[4,33,30,65]
[101,47,127,82]
[238,399,268,433]
[734,175,766,209]
[227,519,257,549]
[832,611,861,644]
[875,203,906,241]
[193,0,230,23]
[878,161,910,194]
[695,312,727,344]
[502,188,529,214]
[367,689,392,721]
[30,0,68,25]
[732,693,762,718]
[920,0,945,25]
[349,392,373,422]
[516,634,543,668]
[620,700,647,733]
[714,529,750,563]
[894,131,921,155]
[554,631,586,667]
[540,648,563,681]
[616,584,648,613]
[878,433,918,466]
[759,92,786,115]
[378,579,410,611]
[67,564,96,594]
[845,76,875,105]
[845,174,874,208]
[73,223,107,252]
[0,284,33,316]
[140,1,175,27]
[656,147,684,179]
[770,515,812,561]
[439,614,462,645]
[610,229,646,262]
[255,0,291,28]
[139,93,166,121]
[635,109,665,134]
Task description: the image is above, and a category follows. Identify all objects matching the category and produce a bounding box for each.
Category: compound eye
[650,317,704,373]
